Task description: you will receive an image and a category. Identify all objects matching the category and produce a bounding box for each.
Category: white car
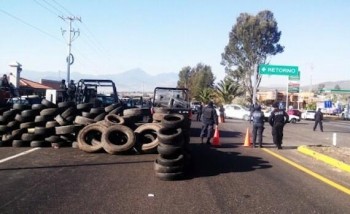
[224,104,251,120]
[301,110,316,120]
[263,109,300,123]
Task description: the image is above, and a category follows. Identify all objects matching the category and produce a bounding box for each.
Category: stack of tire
[154,113,187,181]
[77,108,162,154]
[0,99,124,148]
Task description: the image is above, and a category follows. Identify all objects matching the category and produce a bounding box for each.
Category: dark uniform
[67,80,76,101]
[268,103,289,149]
[200,101,218,144]
[251,105,265,148]
[313,108,324,132]
[196,103,203,121]
[59,79,68,102]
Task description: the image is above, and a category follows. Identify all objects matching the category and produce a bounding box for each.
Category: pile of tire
[154,113,189,181]
[0,99,124,148]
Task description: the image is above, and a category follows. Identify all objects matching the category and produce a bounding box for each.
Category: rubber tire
[41,99,57,108]
[74,116,95,125]
[134,123,162,153]
[156,154,185,167]
[290,118,297,123]
[155,171,184,181]
[161,113,185,129]
[77,123,105,153]
[104,114,125,126]
[12,140,30,147]
[157,143,184,158]
[157,127,184,146]
[102,124,136,154]
[154,159,184,173]
[40,108,58,116]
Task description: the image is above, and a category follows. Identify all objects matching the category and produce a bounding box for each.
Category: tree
[317,83,326,94]
[177,63,215,99]
[197,87,214,104]
[221,10,284,105]
[334,84,341,90]
[214,76,244,104]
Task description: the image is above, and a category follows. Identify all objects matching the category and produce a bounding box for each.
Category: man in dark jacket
[268,102,289,149]
[196,102,203,121]
[313,108,324,132]
[200,101,218,145]
[251,104,265,148]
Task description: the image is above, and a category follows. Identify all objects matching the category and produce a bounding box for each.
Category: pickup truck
[152,87,192,119]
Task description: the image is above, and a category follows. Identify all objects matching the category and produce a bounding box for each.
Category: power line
[0,8,62,42]
[50,0,75,17]
[33,0,60,17]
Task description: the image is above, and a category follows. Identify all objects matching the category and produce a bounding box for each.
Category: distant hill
[20,68,178,92]
[260,80,350,92]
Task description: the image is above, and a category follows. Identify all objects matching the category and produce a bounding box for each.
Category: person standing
[251,104,265,148]
[196,102,203,121]
[200,101,218,145]
[313,108,324,132]
[67,80,76,101]
[268,102,289,149]
[59,79,68,102]
[219,105,225,123]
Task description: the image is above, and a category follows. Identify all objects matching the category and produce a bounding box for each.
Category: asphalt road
[0,118,349,213]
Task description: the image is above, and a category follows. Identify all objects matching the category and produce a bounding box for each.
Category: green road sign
[288,75,300,80]
[259,64,299,76]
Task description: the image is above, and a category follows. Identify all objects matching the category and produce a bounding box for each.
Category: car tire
[101,124,136,154]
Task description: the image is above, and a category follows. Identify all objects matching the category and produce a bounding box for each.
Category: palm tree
[215,77,244,104]
[197,88,214,104]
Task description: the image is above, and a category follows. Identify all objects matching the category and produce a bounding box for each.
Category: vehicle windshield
[153,88,189,108]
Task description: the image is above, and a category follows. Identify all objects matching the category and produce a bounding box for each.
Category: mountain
[20,68,179,92]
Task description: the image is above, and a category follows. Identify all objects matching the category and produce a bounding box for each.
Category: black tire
[34,115,53,123]
[134,123,162,153]
[55,125,80,135]
[11,128,26,139]
[12,140,30,147]
[35,127,55,136]
[101,124,136,154]
[58,101,75,108]
[77,123,105,153]
[46,121,59,128]
[157,127,184,146]
[13,104,30,111]
[3,109,19,118]
[0,125,8,132]
[54,114,69,126]
[40,108,58,116]
[290,118,297,123]
[77,103,93,111]
[153,107,170,114]
[94,112,107,122]
[45,135,61,143]
[74,116,95,125]
[154,159,184,173]
[7,121,20,130]
[155,171,184,181]
[21,109,39,117]
[108,106,123,115]
[82,111,96,119]
[105,103,121,113]
[156,154,185,167]
[157,143,184,158]
[31,104,46,110]
[90,107,105,115]
[61,106,76,118]
[41,99,57,108]
[30,140,49,147]
[20,122,37,129]
[161,113,185,129]
[21,133,38,141]
[104,114,125,126]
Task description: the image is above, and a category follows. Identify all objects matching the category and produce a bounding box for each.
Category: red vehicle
[287,109,302,117]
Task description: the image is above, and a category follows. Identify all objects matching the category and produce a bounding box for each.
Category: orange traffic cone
[243,127,251,147]
[212,127,220,147]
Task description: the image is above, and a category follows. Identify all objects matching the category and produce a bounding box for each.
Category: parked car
[287,109,302,117]
[190,101,201,113]
[224,104,251,120]
[301,110,316,120]
[264,109,300,123]
[339,108,350,120]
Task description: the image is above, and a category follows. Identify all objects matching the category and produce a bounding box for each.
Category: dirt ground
[307,145,350,165]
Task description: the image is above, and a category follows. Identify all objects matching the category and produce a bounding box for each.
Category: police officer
[200,101,218,145]
[313,108,324,132]
[251,104,265,148]
[196,102,203,121]
[59,79,68,102]
[268,102,289,149]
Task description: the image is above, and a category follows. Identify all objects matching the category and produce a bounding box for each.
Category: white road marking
[0,148,41,164]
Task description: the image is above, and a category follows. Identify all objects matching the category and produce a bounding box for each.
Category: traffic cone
[212,127,220,147]
[243,127,251,147]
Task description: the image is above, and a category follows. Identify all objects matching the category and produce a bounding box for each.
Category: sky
[1,0,350,88]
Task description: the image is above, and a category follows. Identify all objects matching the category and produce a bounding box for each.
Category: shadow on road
[184,143,272,180]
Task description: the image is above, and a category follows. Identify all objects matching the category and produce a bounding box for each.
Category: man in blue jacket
[251,104,265,148]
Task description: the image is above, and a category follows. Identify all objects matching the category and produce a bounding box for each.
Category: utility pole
[60,16,81,83]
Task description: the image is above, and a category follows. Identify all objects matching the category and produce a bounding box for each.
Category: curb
[297,145,350,173]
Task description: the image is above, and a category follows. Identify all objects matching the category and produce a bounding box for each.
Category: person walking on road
[268,102,289,149]
[200,101,218,145]
[196,102,203,121]
[251,104,265,148]
[313,108,324,132]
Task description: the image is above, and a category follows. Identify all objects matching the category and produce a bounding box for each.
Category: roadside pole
[286,83,289,110]
[253,65,258,106]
